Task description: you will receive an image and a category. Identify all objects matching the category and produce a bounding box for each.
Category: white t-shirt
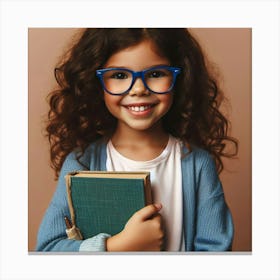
[106,135,185,251]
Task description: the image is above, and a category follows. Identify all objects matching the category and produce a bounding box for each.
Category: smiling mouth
[128,105,152,112]
[124,103,157,112]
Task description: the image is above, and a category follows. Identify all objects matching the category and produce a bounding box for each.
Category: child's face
[103,40,174,132]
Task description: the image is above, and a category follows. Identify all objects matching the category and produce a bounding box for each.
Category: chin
[125,119,162,132]
[128,124,154,131]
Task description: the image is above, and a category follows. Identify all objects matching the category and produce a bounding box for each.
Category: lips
[122,102,157,115]
[127,104,153,112]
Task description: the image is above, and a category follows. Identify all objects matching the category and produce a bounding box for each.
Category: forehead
[104,40,170,70]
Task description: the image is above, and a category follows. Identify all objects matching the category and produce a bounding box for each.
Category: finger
[135,203,162,221]
[151,213,162,222]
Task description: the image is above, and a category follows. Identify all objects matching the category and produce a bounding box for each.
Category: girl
[36,28,238,252]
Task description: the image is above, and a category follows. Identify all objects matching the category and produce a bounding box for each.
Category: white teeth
[128,105,151,112]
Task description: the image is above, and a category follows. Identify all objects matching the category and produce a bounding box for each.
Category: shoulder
[182,144,214,166]
[181,145,223,200]
[62,139,108,172]
[181,144,218,178]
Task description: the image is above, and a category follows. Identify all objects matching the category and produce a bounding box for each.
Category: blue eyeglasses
[96,65,181,95]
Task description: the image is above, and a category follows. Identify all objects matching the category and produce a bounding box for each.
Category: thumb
[136,203,162,221]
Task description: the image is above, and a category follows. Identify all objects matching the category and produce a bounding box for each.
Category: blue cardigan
[36,140,233,251]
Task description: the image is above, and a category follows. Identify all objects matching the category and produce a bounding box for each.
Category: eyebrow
[102,64,171,70]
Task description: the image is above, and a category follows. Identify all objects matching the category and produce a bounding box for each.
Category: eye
[147,69,168,78]
[110,71,128,79]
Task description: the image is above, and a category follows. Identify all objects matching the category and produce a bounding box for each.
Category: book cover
[65,171,152,239]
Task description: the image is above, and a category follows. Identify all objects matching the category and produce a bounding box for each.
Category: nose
[128,77,150,96]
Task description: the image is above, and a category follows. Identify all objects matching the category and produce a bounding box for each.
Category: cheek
[103,93,121,114]
[160,94,174,111]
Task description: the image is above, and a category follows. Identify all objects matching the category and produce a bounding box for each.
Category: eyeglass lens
[102,68,174,94]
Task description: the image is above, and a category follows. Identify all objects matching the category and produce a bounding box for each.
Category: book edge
[65,174,77,229]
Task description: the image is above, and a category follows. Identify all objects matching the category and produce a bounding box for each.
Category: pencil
[64,216,72,229]
[64,216,83,240]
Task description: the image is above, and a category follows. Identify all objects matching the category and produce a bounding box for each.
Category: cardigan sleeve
[36,150,111,252]
[193,152,234,251]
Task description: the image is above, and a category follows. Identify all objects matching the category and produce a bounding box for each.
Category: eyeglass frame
[96,65,181,95]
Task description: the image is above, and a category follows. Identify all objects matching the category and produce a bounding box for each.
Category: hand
[106,203,164,251]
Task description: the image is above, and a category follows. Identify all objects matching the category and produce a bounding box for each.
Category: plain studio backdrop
[28,28,251,252]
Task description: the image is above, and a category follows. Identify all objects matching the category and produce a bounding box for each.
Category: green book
[65,171,152,239]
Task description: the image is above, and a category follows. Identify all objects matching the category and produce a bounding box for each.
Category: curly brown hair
[46,28,238,179]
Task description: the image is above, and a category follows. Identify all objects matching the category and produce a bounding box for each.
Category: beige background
[28,28,251,252]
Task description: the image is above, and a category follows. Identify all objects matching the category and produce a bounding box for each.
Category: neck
[111,122,169,148]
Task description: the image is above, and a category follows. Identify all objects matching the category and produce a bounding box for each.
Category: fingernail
[154,203,162,210]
